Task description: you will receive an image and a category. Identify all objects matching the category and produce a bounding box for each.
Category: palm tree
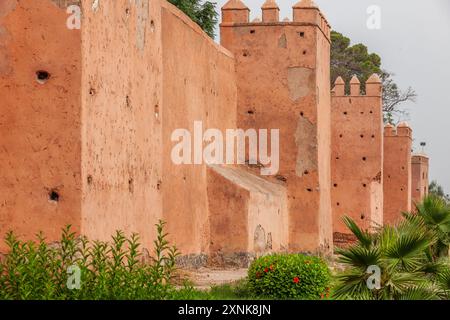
[333,215,450,300]
[405,195,450,259]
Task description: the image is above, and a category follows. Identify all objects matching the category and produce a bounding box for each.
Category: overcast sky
[214,0,450,193]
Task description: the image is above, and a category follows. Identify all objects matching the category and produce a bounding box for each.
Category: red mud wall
[1,0,238,258]
[383,124,412,225]
[160,4,237,255]
[80,0,164,249]
[0,0,81,251]
[81,0,237,255]
[331,76,383,243]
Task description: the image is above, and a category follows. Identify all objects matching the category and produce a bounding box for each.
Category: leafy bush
[0,221,182,300]
[247,254,331,300]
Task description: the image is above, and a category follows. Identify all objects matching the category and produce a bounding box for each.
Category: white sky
[214,0,450,193]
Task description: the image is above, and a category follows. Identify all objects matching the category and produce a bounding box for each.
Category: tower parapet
[332,74,382,97]
[221,0,330,41]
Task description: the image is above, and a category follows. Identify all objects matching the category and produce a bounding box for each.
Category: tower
[411,154,429,209]
[383,122,412,225]
[331,74,383,245]
[220,0,333,253]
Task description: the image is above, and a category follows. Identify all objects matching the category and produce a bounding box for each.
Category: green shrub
[0,221,182,300]
[247,254,331,300]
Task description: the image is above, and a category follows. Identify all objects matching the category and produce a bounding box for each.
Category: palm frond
[341,216,373,248]
[397,285,439,300]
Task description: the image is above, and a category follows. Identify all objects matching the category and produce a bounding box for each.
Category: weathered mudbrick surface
[0,0,428,265]
[331,75,383,242]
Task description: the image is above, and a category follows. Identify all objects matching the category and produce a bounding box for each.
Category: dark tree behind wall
[330,31,417,123]
[168,0,218,38]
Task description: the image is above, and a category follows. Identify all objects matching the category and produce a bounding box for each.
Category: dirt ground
[175,268,248,290]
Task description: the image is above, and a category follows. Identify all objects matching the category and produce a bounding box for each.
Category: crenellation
[262,0,280,23]
[221,0,329,41]
[396,121,412,137]
[365,73,382,96]
[349,75,361,96]
[222,0,250,24]
[333,76,345,96]
[333,75,383,97]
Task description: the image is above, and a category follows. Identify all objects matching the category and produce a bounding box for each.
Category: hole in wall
[336,202,340,206]
[247,110,254,115]
[360,214,365,220]
[360,111,364,115]
[300,111,304,117]
[48,189,59,202]
[370,110,373,114]
[89,88,96,96]
[150,20,155,32]
[336,156,340,160]
[125,7,130,16]
[302,50,307,55]
[154,104,159,119]
[362,157,367,161]
[87,175,93,185]
[371,134,375,138]
[126,95,131,108]
[360,134,364,138]
[303,170,309,175]
[128,178,134,193]
[157,180,162,190]
[333,183,338,187]
[306,188,312,192]
[363,183,367,188]
[276,175,287,182]
[299,32,305,37]
[339,134,343,138]
[36,70,50,84]
[250,29,255,34]
[343,111,348,115]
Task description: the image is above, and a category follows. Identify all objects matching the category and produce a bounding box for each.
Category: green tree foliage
[334,195,450,300]
[429,180,450,203]
[168,0,218,38]
[331,31,416,123]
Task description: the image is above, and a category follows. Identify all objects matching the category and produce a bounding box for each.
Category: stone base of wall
[333,232,357,248]
[175,253,209,269]
[175,252,256,269]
